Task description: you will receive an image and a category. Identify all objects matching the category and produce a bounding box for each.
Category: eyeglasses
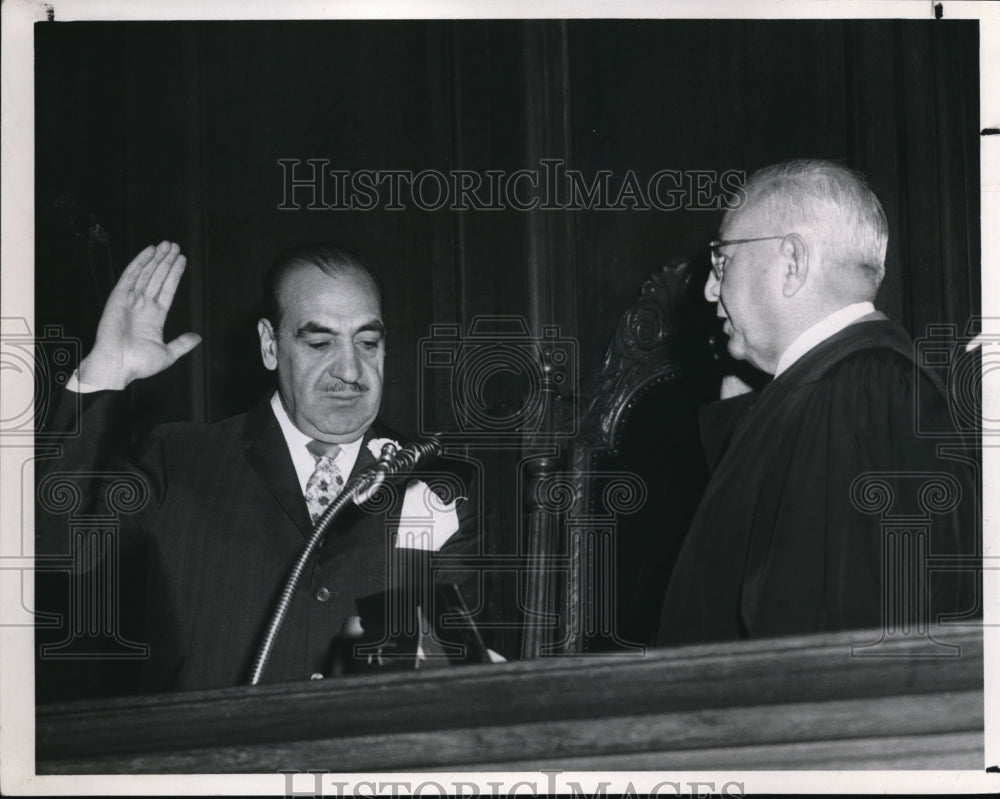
[708,236,789,281]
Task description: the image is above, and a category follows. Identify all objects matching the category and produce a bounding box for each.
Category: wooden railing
[36,626,983,773]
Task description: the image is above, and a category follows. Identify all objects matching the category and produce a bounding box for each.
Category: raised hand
[77,241,202,389]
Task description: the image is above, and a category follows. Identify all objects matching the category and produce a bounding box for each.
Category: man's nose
[704,270,721,302]
[328,342,362,385]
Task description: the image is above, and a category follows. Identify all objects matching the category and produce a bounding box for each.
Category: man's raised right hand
[77,241,202,390]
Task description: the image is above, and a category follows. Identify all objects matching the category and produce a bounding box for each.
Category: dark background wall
[34,18,981,677]
[35,19,981,421]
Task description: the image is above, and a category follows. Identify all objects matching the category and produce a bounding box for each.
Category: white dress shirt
[774,301,876,378]
[269,393,363,493]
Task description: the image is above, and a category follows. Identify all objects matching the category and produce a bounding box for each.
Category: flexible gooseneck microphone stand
[248,438,442,686]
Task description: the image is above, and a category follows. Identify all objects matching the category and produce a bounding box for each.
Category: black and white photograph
[1,0,996,794]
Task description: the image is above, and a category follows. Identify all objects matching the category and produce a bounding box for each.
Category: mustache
[318,380,369,393]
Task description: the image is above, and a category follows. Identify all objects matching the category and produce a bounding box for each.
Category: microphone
[348,438,443,509]
[247,436,443,686]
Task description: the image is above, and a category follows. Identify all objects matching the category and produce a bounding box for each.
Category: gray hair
[738,159,888,289]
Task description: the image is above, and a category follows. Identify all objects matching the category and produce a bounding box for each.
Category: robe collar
[774,302,876,377]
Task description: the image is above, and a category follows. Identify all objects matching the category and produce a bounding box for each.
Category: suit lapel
[242,396,313,538]
[348,428,379,482]
[242,401,399,539]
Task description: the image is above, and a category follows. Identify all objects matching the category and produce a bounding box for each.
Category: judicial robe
[656,315,978,645]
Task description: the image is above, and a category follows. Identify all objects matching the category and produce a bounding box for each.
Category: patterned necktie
[304,440,344,525]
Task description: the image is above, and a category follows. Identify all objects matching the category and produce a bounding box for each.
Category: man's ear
[257,319,278,371]
[781,233,809,298]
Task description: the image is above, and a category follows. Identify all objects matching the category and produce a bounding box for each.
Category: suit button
[316,587,331,602]
[310,673,324,680]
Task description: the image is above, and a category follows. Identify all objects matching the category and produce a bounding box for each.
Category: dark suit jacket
[36,390,484,694]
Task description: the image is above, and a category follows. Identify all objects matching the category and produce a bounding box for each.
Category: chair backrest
[561,260,720,653]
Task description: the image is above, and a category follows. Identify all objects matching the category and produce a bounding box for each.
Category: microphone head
[392,437,442,473]
[375,440,399,465]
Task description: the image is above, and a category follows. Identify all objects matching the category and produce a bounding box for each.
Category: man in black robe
[657,160,979,646]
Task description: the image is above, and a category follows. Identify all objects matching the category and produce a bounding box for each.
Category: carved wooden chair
[521,260,720,657]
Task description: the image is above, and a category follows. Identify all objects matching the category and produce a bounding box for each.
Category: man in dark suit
[36,242,485,694]
[656,160,979,646]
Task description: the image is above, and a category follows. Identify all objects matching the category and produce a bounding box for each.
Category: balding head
[704,160,889,373]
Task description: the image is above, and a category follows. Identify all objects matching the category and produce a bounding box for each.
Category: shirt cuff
[65,369,117,394]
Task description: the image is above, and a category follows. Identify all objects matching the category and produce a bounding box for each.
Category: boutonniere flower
[367,437,400,460]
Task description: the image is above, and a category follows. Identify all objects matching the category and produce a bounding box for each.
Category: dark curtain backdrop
[35,19,980,669]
